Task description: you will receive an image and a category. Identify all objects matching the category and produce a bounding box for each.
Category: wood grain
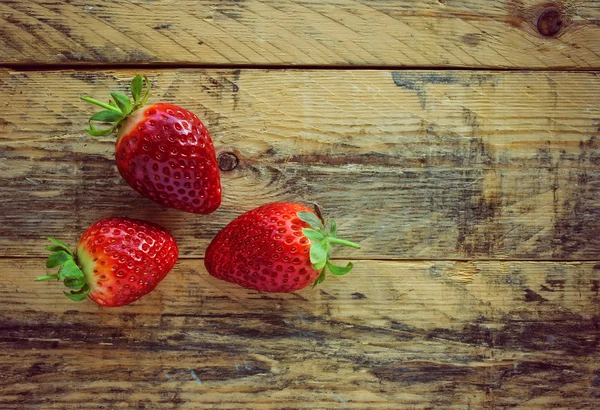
[1,258,599,409]
[2,2,598,409]
[1,69,600,259]
[1,1,600,68]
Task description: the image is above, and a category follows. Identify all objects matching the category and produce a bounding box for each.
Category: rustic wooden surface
[1,69,600,260]
[1,0,600,68]
[1,0,600,409]
[1,259,600,409]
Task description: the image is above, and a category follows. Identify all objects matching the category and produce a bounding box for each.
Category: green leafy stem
[35,238,90,301]
[298,207,361,288]
[81,74,150,137]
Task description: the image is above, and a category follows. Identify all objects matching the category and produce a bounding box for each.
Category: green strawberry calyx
[35,238,91,302]
[297,205,361,288]
[81,74,150,137]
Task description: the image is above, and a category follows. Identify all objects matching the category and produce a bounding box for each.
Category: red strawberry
[82,75,221,214]
[204,202,360,292]
[36,217,178,307]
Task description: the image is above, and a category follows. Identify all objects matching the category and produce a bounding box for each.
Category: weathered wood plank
[1,69,599,259]
[1,258,598,409]
[1,1,600,68]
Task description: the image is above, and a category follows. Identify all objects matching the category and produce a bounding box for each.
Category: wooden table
[1,1,599,408]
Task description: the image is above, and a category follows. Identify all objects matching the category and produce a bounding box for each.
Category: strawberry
[81,75,221,214]
[204,202,360,292]
[36,217,178,307]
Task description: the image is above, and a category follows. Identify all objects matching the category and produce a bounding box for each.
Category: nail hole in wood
[218,152,239,171]
[537,9,563,37]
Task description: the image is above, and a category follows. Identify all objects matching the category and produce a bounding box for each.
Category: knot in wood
[537,9,563,37]
[218,152,239,171]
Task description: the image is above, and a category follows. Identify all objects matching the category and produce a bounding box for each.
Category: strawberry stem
[328,237,361,249]
[81,96,123,113]
[35,274,59,281]
[140,75,151,106]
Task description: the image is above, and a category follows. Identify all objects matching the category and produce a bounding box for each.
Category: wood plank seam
[3,63,600,72]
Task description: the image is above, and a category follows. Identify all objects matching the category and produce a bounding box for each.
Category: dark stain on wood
[3,15,38,35]
[70,71,100,84]
[545,278,566,290]
[290,292,309,302]
[4,310,598,358]
[483,318,597,355]
[390,321,417,332]
[233,69,241,105]
[198,72,241,103]
[523,288,549,303]
[319,289,337,300]
[552,138,600,258]
[591,280,599,297]
[371,359,583,392]
[455,186,504,257]
[277,136,492,168]
[500,360,582,388]
[153,24,172,30]
[392,72,498,109]
[351,292,367,299]
[462,107,481,138]
[593,370,600,386]
[391,72,452,109]
[462,33,483,47]
[215,1,245,21]
[37,17,74,39]
[372,361,475,384]
[26,361,61,378]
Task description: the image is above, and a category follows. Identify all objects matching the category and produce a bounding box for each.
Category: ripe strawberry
[82,75,221,214]
[36,217,178,307]
[204,202,360,292]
